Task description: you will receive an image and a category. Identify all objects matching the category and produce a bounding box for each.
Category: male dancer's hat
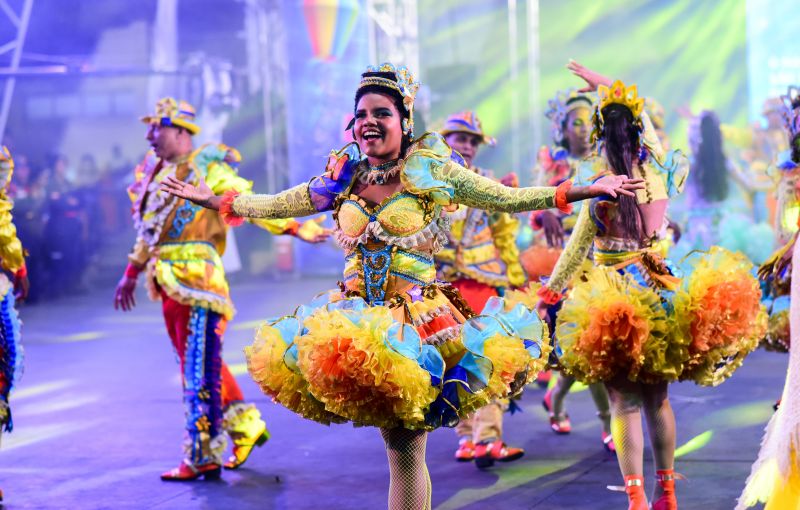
[439,111,496,146]
[141,97,201,135]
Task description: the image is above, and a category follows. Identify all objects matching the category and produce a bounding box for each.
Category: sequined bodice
[334,191,447,305]
[337,192,433,240]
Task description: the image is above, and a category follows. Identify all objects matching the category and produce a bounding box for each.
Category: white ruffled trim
[222,402,262,434]
[148,260,235,320]
[414,305,452,326]
[422,325,461,346]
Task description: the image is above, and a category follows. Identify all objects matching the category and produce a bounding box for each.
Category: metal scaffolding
[0,0,33,142]
[366,0,419,74]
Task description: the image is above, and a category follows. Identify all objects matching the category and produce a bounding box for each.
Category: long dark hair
[600,103,643,241]
[791,133,800,165]
[691,111,728,202]
[354,71,412,156]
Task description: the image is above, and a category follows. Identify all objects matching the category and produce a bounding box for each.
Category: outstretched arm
[434,160,643,213]
[161,175,318,219]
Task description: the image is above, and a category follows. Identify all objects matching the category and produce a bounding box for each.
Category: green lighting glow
[674,429,713,458]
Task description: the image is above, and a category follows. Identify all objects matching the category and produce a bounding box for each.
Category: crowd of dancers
[1,59,799,509]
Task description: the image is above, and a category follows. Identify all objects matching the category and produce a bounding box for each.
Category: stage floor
[0,276,782,509]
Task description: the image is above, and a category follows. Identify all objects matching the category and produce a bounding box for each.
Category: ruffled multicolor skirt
[555,246,765,386]
[245,284,550,430]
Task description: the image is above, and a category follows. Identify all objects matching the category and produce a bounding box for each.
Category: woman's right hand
[567,60,613,93]
[161,175,221,210]
[587,174,645,198]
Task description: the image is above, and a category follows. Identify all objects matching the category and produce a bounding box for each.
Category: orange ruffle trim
[220,190,245,227]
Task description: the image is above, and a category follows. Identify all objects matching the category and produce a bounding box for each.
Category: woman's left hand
[589,175,645,198]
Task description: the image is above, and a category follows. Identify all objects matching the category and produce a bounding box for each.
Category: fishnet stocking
[606,378,645,477]
[607,377,677,503]
[642,382,675,501]
[380,427,431,510]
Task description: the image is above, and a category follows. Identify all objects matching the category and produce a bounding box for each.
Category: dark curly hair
[353,71,412,156]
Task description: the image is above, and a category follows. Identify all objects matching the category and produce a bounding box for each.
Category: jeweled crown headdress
[780,85,800,139]
[359,63,420,136]
[545,88,593,144]
[591,80,645,144]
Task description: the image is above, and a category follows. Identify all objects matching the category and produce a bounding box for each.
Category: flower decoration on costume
[780,85,800,139]
[439,110,496,147]
[545,89,594,145]
[591,80,645,146]
[361,63,420,136]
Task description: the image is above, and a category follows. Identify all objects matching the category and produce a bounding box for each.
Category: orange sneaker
[160,460,221,481]
[454,438,475,462]
[474,440,524,469]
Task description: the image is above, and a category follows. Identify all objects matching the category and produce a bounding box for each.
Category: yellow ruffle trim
[673,247,766,386]
[555,266,683,384]
[245,322,346,426]
[297,306,438,429]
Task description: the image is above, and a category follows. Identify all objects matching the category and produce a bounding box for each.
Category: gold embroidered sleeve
[545,205,597,292]
[489,212,526,287]
[231,182,317,219]
[436,160,557,212]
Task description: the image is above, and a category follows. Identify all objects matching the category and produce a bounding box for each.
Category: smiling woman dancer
[162,63,643,509]
[538,61,765,510]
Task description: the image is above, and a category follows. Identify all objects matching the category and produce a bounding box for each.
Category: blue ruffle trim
[0,289,22,433]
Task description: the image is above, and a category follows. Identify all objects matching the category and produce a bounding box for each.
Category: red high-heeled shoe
[160,460,221,481]
[624,475,648,510]
[652,469,680,510]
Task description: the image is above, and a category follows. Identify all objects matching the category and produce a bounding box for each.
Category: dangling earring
[402,118,412,136]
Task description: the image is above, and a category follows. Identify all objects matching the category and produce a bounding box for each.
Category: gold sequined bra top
[334,190,449,304]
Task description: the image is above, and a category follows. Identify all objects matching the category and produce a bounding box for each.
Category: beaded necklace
[357,159,401,185]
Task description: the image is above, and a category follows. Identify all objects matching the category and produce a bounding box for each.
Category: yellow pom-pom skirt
[556,246,765,386]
